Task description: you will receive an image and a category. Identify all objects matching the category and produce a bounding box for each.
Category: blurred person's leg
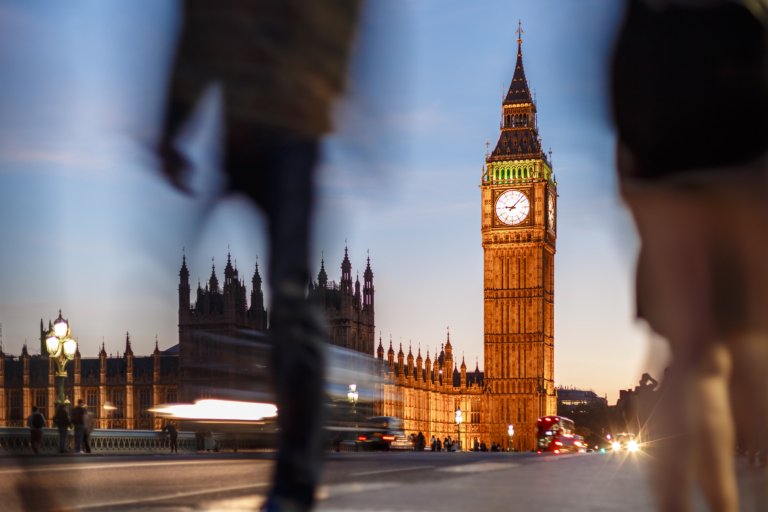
[226,123,326,510]
[689,344,736,512]
[721,177,768,507]
[621,175,738,512]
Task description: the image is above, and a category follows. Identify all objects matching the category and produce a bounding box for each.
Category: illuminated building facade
[375,332,488,451]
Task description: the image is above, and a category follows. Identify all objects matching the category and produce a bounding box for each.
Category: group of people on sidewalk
[424,434,456,452]
[26,399,94,454]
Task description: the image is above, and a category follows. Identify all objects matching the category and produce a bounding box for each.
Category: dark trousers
[30,429,42,454]
[226,123,327,508]
[83,430,91,453]
[58,429,68,453]
[74,425,85,452]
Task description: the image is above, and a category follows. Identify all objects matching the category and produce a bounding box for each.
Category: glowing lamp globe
[63,338,77,357]
[46,335,60,355]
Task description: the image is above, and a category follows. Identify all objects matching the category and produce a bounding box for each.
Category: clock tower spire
[481,23,557,451]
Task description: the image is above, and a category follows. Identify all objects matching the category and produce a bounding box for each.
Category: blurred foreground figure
[611,1,768,511]
[157,2,361,511]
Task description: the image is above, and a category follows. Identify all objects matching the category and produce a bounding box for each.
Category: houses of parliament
[0,30,556,450]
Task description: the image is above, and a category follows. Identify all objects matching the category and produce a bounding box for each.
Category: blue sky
[0,1,665,403]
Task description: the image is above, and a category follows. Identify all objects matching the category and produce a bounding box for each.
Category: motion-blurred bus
[536,415,586,454]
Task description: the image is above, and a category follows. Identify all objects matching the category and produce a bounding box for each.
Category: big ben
[481,24,556,451]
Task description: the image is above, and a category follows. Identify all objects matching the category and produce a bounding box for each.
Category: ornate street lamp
[45,310,78,405]
[347,384,359,440]
[455,407,463,451]
[508,424,515,452]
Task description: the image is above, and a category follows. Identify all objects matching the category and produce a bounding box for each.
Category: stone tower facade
[481,26,557,451]
[308,247,375,355]
[177,252,268,402]
[178,248,375,402]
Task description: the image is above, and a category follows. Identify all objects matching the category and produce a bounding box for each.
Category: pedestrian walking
[610,1,768,510]
[27,405,46,454]
[53,403,70,453]
[163,421,178,453]
[156,2,362,511]
[82,406,93,454]
[71,399,86,453]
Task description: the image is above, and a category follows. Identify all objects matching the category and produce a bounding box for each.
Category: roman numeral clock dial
[495,189,530,226]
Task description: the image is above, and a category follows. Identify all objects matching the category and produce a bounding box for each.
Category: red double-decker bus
[536,415,585,454]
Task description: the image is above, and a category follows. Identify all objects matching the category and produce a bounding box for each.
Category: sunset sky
[0,1,664,403]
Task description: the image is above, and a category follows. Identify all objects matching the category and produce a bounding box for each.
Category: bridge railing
[0,428,266,454]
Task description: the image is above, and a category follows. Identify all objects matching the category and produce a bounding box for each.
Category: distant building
[557,387,608,415]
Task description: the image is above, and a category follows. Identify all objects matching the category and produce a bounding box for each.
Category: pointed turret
[154,337,160,355]
[180,253,190,281]
[124,331,133,356]
[416,348,423,381]
[487,21,550,169]
[460,355,467,389]
[179,253,191,319]
[444,330,454,388]
[376,335,384,360]
[224,251,236,285]
[504,21,533,105]
[248,259,267,330]
[397,343,405,375]
[317,257,328,288]
[387,338,395,368]
[406,344,414,379]
[363,255,374,311]
[209,260,219,293]
[340,245,352,295]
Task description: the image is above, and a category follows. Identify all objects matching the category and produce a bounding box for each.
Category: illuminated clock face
[495,189,530,226]
[548,194,556,230]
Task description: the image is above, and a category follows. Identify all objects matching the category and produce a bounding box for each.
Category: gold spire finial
[517,19,524,45]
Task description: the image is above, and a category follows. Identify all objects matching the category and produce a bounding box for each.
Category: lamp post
[455,407,462,451]
[45,310,78,406]
[347,383,359,440]
[508,424,515,452]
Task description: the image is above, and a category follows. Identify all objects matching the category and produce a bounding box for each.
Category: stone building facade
[0,328,178,429]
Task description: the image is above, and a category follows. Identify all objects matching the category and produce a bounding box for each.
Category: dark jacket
[53,406,70,431]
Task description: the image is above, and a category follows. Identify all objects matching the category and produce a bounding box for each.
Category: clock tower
[481,24,557,451]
